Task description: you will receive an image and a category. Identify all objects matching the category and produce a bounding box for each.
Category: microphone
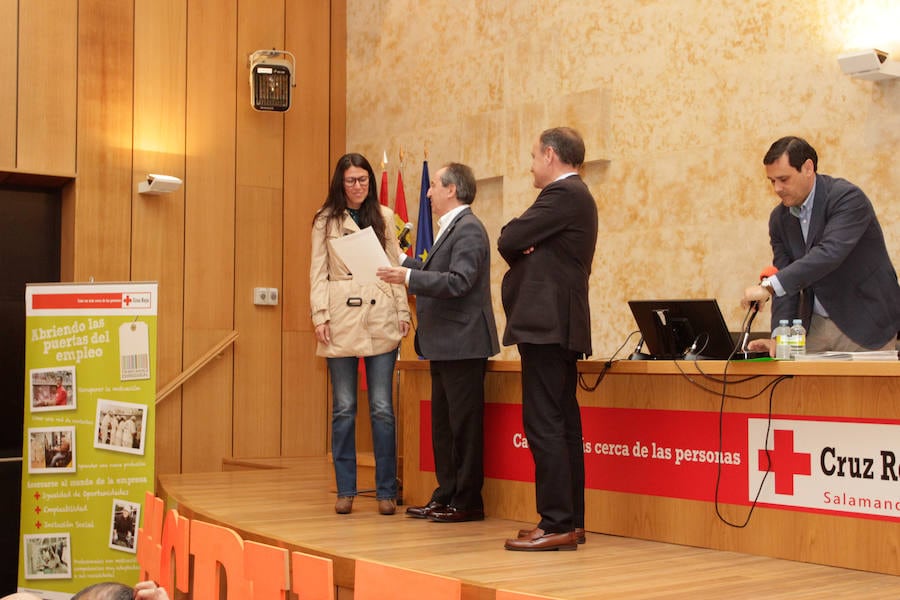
[398,222,413,250]
[759,265,778,280]
[751,265,779,312]
[741,266,779,353]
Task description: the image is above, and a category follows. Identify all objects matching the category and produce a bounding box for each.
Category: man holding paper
[378,162,499,523]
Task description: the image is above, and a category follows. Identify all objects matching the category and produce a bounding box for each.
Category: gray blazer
[403,208,500,360]
[769,173,900,348]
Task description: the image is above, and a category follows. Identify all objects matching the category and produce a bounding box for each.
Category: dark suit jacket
[403,208,499,360]
[498,175,598,355]
[769,173,900,348]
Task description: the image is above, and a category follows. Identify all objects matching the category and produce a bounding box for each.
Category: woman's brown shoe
[377,499,396,515]
[335,496,354,514]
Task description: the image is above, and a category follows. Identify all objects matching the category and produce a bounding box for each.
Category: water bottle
[773,319,791,360]
[789,319,806,358]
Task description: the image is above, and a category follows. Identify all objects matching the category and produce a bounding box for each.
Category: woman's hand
[400,321,411,337]
[315,322,331,345]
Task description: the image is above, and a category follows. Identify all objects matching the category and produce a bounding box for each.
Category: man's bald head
[72,582,133,600]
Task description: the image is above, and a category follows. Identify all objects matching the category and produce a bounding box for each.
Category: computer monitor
[628,298,748,360]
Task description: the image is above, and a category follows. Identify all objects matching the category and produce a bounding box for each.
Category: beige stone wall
[346,0,900,359]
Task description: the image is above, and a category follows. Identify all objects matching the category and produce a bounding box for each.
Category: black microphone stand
[629,336,653,360]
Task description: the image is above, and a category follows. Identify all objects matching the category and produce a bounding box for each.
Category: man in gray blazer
[743,136,900,353]
[377,162,499,522]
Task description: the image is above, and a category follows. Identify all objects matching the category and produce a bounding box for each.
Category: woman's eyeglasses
[343,176,370,187]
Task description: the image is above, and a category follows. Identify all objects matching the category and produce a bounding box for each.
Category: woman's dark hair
[313,153,387,249]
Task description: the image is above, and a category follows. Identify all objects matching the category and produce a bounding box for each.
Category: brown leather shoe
[334,496,354,514]
[405,501,446,519]
[377,499,396,515]
[517,526,586,544]
[505,530,577,551]
[428,506,485,523]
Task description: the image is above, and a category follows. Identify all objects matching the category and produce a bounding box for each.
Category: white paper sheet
[328,226,391,284]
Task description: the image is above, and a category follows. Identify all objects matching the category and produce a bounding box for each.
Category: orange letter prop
[291,551,334,600]
[190,520,250,599]
[137,492,164,583]
[244,540,290,600]
[160,507,190,594]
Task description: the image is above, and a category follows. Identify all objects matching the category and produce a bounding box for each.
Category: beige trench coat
[309,205,411,358]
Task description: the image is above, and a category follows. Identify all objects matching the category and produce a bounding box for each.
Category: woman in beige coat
[310,153,410,515]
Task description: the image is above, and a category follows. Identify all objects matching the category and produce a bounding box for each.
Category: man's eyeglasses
[343,176,370,187]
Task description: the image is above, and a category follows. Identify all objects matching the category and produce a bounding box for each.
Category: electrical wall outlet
[266,287,279,305]
[253,287,269,305]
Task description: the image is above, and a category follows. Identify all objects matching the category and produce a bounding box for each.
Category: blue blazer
[769,173,900,348]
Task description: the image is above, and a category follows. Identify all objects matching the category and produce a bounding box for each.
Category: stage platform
[158,457,900,599]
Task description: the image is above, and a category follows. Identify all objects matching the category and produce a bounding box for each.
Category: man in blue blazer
[499,128,598,551]
[743,136,900,353]
[378,162,499,523]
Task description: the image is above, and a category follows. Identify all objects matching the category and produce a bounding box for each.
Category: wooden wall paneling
[283,0,333,333]
[17,0,76,176]
[132,0,188,476]
[180,337,234,473]
[231,0,285,458]
[235,0,285,190]
[281,331,327,456]
[182,0,238,472]
[155,388,184,477]
[233,187,283,457]
[281,0,336,457]
[329,0,347,167]
[0,0,16,170]
[72,0,134,281]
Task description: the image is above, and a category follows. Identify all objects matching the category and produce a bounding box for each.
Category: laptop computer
[627,298,769,360]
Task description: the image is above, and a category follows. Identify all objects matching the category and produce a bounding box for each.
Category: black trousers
[518,343,585,533]
[429,358,487,510]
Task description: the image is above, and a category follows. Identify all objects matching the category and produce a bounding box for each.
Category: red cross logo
[759,429,811,495]
[123,295,132,306]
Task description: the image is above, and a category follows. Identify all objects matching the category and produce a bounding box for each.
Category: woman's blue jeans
[327,350,398,500]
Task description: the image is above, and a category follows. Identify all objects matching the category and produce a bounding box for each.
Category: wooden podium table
[398,358,900,576]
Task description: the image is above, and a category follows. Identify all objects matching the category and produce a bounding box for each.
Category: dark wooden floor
[158,457,900,600]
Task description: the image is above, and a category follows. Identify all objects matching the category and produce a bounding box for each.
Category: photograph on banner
[27,427,76,474]
[30,366,77,412]
[94,399,147,455]
[23,534,72,580]
[108,498,141,553]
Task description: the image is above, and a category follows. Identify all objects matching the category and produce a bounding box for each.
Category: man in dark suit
[498,127,598,551]
[743,136,900,353]
[377,162,499,523]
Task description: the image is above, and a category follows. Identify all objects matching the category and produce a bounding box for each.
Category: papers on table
[792,350,899,361]
[328,226,391,284]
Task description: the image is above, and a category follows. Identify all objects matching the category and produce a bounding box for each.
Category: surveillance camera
[138,173,183,194]
[837,49,900,81]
